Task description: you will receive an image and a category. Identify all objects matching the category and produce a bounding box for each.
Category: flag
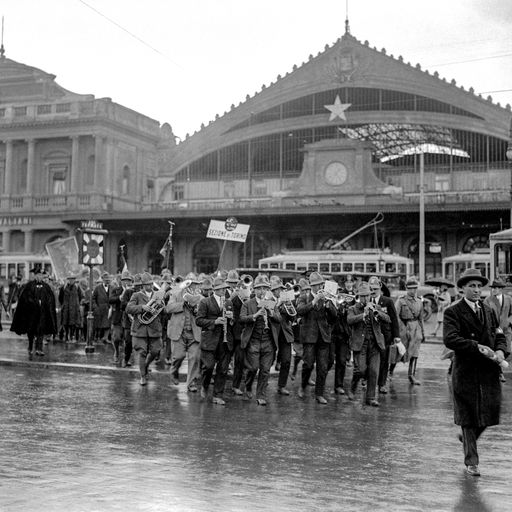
[159,220,175,261]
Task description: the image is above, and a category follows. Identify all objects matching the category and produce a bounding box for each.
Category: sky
[2,0,512,139]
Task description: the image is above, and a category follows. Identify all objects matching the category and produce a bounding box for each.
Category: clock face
[324,162,348,186]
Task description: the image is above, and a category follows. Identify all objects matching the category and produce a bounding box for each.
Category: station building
[1,29,511,278]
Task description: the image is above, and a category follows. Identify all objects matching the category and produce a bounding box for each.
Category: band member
[347,282,390,406]
[444,268,508,476]
[484,278,512,383]
[126,272,164,386]
[368,276,400,394]
[196,277,234,405]
[393,278,425,385]
[332,289,353,395]
[269,277,295,395]
[296,272,337,404]
[119,272,137,367]
[166,272,202,392]
[200,277,213,298]
[239,275,277,405]
[110,271,134,366]
[291,278,310,381]
[11,268,58,357]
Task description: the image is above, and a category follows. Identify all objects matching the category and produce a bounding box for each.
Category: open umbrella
[424,277,455,288]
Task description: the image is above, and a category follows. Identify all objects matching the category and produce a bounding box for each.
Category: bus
[0,253,53,282]
[490,227,512,284]
[442,249,491,282]
[258,249,414,293]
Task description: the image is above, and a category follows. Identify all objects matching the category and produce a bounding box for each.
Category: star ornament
[324,95,351,121]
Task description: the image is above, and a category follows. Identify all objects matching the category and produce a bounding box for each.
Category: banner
[207,219,250,243]
[46,236,84,281]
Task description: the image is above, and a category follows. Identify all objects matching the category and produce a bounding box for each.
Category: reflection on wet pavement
[0,366,510,511]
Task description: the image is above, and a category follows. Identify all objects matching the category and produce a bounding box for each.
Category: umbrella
[424,277,455,288]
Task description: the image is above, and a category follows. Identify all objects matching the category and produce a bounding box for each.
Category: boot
[408,358,421,385]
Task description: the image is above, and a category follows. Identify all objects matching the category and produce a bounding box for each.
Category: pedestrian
[443,268,508,477]
[108,273,126,363]
[166,272,202,392]
[368,276,400,394]
[296,272,337,404]
[6,274,22,318]
[196,277,234,405]
[119,273,139,367]
[11,268,58,357]
[239,275,278,405]
[331,290,353,395]
[92,272,112,343]
[484,278,512,383]
[392,277,425,385]
[126,272,164,385]
[58,275,83,342]
[432,284,451,337]
[290,278,310,381]
[347,282,390,406]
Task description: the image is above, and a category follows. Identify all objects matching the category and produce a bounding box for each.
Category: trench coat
[443,299,509,427]
[92,284,111,330]
[59,283,83,327]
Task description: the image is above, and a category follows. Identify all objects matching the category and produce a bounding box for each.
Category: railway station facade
[1,30,511,277]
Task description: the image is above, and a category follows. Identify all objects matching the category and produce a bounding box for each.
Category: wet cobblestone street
[1,355,511,511]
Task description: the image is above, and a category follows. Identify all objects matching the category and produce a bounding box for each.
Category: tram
[489,228,512,284]
[441,249,491,282]
[0,253,53,282]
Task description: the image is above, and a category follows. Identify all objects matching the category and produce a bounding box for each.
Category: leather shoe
[256,398,267,406]
[278,388,290,396]
[316,396,328,405]
[140,375,147,386]
[170,375,180,386]
[466,465,480,476]
[366,399,380,407]
[500,373,506,383]
[347,390,355,401]
[188,385,198,393]
[379,386,388,394]
[200,387,207,399]
[297,387,305,398]
[232,387,243,396]
[308,379,316,386]
[212,397,226,405]
[408,375,421,386]
[335,387,345,395]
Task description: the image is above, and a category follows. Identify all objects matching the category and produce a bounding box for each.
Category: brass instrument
[220,297,229,343]
[278,289,297,317]
[139,283,169,324]
[240,274,254,287]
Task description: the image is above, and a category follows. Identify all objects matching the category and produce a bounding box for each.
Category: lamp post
[507,117,512,227]
[419,152,425,284]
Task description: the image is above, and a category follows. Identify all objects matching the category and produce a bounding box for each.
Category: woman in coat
[443,268,508,477]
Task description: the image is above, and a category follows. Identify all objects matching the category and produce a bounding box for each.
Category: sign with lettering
[206,219,250,243]
[0,216,32,226]
[46,236,84,281]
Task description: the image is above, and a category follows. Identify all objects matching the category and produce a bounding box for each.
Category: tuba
[139,283,169,325]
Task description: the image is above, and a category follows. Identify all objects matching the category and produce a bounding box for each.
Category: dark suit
[271,301,295,390]
[347,302,390,401]
[196,294,234,398]
[296,292,337,397]
[374,294,400,387]
[444,299,509,467]
[230,294,246,391]
[484,293,512,353]
[92,284,111,332]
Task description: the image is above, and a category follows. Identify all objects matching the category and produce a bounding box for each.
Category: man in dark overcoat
[58,275,83,342]
[92,272,111,342]
[11,268,57,356]
[443,268,509,477]
[196,277,234,405]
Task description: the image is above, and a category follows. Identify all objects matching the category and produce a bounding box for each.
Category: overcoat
[166,289,201,341]
[296,292,337,344]
[11,280,57,336]
[126,290,163,338]
[195,295,234,351]
[484,293,512,352]
[347,302,389,352]
[443,299,509,427]
[59,283,83,327]
[239,298,278,350]
[92,284,111,329]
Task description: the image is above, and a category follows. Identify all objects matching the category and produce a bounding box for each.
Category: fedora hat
[270,277,285,291]
[140,272,153,285]
[309,271,324,286]
[212,277,229,290]
[226,270,240,284]
[121,271,133,282]
[457,268,488,288]
[132,273,142,286]
[490,278,506,288]
[253,275,271,289]
[185,271,201,284]
[405,277,419,288]
[298,278,311,291]
[357,282,372,296]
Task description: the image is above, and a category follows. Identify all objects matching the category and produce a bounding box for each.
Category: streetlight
[507,117,512,227]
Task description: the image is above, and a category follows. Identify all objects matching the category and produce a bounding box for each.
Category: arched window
[121,165,130,195]
[238,234,269,268]
[194,239,220,274]
[462,235,489,253]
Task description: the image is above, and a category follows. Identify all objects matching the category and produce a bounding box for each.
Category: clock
[324,162,348,186]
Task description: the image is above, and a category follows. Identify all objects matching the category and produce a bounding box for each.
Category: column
[1,230,10,252]
[94,135,104,191]
[24,229,33,253]
[105,136,114,195]
[4,140,13,195]
[26,139,35,194]
[70,136,79,192]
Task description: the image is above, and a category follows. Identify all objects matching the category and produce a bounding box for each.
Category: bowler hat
[253,275,271,289]
[357,282,372,296]
[212,277,229,290]
[309,271,324,286]
[490,278,506,288]
[140,272,153,285]
[457,268,488,288]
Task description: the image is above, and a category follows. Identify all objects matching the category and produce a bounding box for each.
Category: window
[121,165,130,195]
[354,263,364,272]
[308,263,318,271]
[173,184,184,200]
[145,179,155,202]
[342,263,353,272]
[0,108,6,117]
[56,103,71,113]
[366,263,377,273]
[320,263,330,273]
[193,239,220,274]
[331,263,341,272]
[86,155,95,186]
[14,106,27,116]
[285,263,296,270]
[287,238,303,249]
[37,104,52,115]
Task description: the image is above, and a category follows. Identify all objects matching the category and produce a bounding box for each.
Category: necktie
[475,304,483,323]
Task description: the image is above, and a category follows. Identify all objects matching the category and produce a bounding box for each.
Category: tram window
[261,264,268,269]
[455,262,467,276]
[297,264,306,271]
[270,263,279,269]
[319,263,329,273]
[475,262,487,277]
[398,263,406,274]
[354,263,364,272]
[342,263,353,272]
[308,263,318,271]
[7,263,16,278]
[385,263,396,273]
[285,263,296,270]
[19,263,27,278]
[331,263,341,272]
[366,263,377,273]
[0,264,5,279]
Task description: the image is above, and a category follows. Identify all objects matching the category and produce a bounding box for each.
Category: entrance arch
[193,239,220,274]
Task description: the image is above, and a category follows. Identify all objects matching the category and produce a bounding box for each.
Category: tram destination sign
[206,219,250,243]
